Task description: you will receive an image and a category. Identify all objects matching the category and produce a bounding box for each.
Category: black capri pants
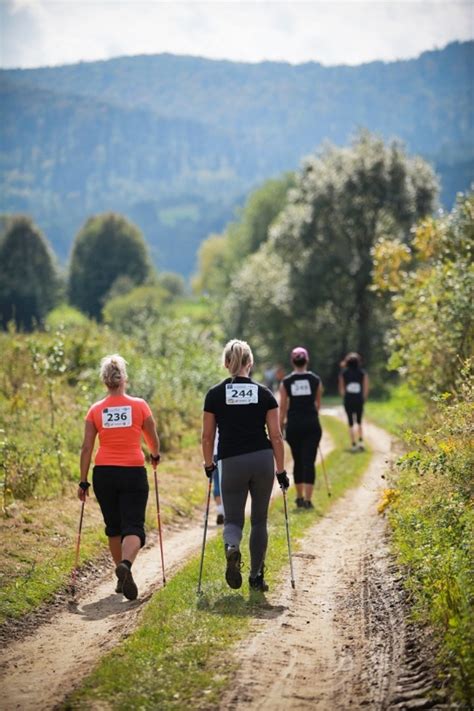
[286,421,322,485]
[344,397,364,426]
[92,466,149,547]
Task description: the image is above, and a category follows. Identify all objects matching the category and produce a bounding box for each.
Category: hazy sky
[1,0,472,69]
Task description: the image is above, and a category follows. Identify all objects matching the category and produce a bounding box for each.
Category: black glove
[150,453,161,465]
[276,470,290,490]
[203,463,217,479]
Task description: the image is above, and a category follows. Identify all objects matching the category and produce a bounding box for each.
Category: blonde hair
[222,339,253,378]
[100,354,128,389]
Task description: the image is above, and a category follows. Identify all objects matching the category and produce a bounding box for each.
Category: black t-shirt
[342,366,366,401]
[204,376,278,460]
[283,371,321,426]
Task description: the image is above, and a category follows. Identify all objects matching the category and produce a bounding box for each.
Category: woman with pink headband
[279,346,322,509]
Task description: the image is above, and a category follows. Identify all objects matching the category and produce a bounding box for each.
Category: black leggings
[92,466,149,547]
[344,399,364,426]
[286,424,322,485]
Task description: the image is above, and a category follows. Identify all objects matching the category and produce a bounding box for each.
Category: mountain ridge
[1,41,472,275]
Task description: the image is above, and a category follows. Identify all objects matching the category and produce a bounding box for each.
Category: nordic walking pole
[70,493,87,601]
[197,472,213,596]
[152,460,166,587]
[281,487,296,590]
[318,445,332,497]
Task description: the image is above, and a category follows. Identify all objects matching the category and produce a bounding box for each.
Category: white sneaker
[351,443,358,453]
[358,440,365,451]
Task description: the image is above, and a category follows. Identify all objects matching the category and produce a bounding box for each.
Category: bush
[388,368,473,703]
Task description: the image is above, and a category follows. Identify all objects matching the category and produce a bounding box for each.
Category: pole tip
[291,581,296,589]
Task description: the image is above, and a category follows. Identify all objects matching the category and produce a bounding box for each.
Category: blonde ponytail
[222,339,253,378]
[100,353,128,389]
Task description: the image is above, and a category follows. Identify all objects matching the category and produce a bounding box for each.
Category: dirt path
[0,431,333,711]
[218,416,438,710]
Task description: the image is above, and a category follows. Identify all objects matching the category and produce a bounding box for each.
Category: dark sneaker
[225,545,242,589]
[249,565,269,592]
[115,579,123,594]
[295,497,305,508]
[304,500,314,509]
[115,562,138,600]
[216,513,224,525]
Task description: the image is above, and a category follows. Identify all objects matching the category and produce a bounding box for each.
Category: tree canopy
[222,133,439,385]
[0,216,59,330]
[68,213,151,319]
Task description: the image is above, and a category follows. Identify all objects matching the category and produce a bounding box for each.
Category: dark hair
[343,351,362,368]
[292,355,308,367]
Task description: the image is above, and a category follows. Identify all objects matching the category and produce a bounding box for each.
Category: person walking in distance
[338,352,369,452]
[202,339,288,592]
[78,354,160,600]
[279,347,322,510]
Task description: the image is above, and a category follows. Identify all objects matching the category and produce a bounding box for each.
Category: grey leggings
[218,448,275,577]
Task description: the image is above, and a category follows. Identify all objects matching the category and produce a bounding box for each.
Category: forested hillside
[1,41,472,274]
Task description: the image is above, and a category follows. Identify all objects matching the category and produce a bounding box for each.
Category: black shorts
[92,466,149,547]
[344,400,363,426]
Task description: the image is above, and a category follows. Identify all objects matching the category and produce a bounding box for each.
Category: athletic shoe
[295,497,305,508]
[225,545,242,589]
[304,500,314,509]
[351,443,358,453]
[358,440,365,451]
[115,562,138,601]
[249,565,269,592]
[216,513,224,525]
[115,579,123,594]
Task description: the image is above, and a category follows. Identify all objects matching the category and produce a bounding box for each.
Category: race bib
[102,406,132,428]
[291,379,311,396]
[346,382,361,394]
[225,384,258,405]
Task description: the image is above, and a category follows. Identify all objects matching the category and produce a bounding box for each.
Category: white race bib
[102,406,132,428]
[346,382,361,394]
[291,379,311,396]
[226,383,258,405]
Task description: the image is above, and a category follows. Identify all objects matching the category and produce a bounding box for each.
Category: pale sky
[0,0,472,69]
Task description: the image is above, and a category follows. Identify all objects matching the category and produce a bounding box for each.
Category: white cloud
[0,0,472,68]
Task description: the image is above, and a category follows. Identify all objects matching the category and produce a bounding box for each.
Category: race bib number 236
[226,384,259,405]
[102,406,132,428]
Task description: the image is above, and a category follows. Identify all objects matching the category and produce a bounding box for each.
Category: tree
[245,132,438,384]
[374,194,473,396]
[193,173,295,297]
[0,216,59,330]
[68,213,151,319]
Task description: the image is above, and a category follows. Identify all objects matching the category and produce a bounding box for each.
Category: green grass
[0,448,208,624]
[365,383,425,436]
[65,415,371,710]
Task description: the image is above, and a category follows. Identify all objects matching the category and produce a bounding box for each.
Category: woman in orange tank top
[78,354,160,600]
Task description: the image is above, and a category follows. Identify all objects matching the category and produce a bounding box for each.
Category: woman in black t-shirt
[202,339,287,593]
[338,352,369,452]
[279,347,322,510]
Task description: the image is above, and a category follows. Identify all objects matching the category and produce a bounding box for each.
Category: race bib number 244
[226,384,259,405]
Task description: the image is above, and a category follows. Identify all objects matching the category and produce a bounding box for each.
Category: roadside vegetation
[371,195,473,704]
[66,416,371,710]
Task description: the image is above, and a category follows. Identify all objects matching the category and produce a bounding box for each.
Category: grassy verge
[0,445,207,623]
[65,415,371,709]
[367,383,473,704]
[365,383,425,436]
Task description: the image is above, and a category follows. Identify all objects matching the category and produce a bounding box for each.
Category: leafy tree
[194,173,295,297]
[374,194,473,396]
[0,216,59,330]
[103,285,168,334]
[68,213,151,319]
[224,133,438,384]
[157,272,186,299]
